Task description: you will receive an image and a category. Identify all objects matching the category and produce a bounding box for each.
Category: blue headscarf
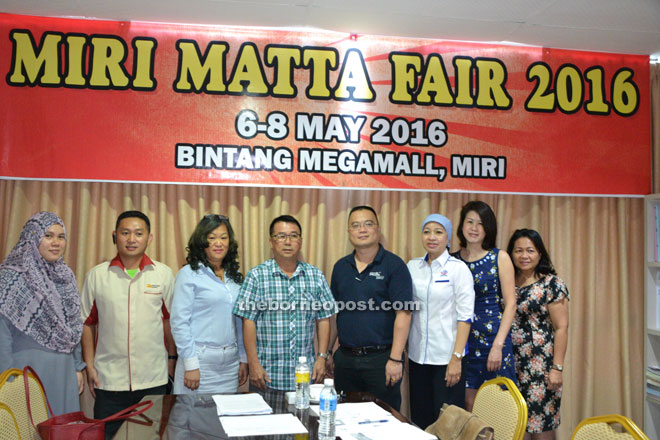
[422,213,453,249]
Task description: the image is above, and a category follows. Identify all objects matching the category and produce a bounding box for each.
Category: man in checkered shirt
[233,215,336,391]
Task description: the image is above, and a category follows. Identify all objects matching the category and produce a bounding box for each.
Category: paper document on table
[334,402,397,425]
[310,401,396,423]
[337,419,436,440]
[212,393,272,416]
[219,413,308,437]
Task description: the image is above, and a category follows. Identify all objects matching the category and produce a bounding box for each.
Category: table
[112,390,410,439]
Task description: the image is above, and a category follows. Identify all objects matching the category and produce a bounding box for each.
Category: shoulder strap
[23,365,54,428]
[101,400,153,422]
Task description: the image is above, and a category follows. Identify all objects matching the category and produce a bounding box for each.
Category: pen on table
[357,419,390,424]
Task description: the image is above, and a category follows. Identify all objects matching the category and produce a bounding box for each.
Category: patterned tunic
[511,274,569,433]
[453,248,517,388]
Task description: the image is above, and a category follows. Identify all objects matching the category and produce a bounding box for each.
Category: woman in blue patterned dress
[507,229,569,439]
[452,201,517,411]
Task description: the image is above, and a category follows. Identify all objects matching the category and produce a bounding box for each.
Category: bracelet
[388,357,404,364]
[551,363,563,372]
[168,355,178,360]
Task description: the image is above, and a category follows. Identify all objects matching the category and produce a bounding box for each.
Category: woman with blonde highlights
[170,214,248,393]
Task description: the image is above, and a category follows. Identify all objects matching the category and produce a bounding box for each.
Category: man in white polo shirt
[81,210,176,438]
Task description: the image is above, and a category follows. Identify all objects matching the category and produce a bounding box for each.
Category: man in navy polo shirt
[329,205,413,411]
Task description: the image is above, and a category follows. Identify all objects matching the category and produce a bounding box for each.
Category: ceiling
[1,0,660,59]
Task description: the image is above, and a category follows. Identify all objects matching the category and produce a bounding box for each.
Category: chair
[0,402,21,440]
[471,376,528,440]
[0,368,50,440]
[571,414,650,440]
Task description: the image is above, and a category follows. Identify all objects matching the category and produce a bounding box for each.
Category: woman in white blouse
[170,214,248,394]
[407,214,475,429]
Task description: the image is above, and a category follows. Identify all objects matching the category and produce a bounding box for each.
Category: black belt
[340,345,391,356]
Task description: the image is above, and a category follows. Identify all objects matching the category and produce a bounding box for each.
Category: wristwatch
[551,363,564,372]
[452,352,463,359]
[317,352,329,359]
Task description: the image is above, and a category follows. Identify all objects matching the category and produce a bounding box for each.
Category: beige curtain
[0,180,644,439]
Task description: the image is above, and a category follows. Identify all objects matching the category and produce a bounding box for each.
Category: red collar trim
[109,254,154,271]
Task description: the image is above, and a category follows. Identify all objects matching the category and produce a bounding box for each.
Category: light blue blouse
[170,264,247,371]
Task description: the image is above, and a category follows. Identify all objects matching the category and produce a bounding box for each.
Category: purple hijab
[0,212,82,353]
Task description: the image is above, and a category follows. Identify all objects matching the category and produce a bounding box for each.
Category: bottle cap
[324,378,334,386]
[299,356,307,362]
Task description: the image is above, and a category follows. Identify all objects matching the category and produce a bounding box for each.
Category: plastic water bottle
[295,356,310,409]
[293,408,309,440]
[318,378,337,440]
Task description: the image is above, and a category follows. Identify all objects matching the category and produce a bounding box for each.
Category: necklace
[213,266,225,282]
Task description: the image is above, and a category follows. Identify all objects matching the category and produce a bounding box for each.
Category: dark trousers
[333,348,402,411]
[94,384,167,440]
[408,359,466,430]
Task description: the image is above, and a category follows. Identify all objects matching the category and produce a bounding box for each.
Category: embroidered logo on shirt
[440,270,448,276]
[144,283,162,295]
[369,271,384,280]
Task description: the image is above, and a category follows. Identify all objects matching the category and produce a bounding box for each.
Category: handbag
[425,404,494,440]
[23,366,153,440]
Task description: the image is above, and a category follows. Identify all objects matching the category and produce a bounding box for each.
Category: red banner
[0,14,651,195]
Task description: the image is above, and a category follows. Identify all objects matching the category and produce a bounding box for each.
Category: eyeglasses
[348,221,378,230]
[271,232,302,242]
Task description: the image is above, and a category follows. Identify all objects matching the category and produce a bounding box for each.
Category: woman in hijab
[0,212,85,415]
[407,214,475,429]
